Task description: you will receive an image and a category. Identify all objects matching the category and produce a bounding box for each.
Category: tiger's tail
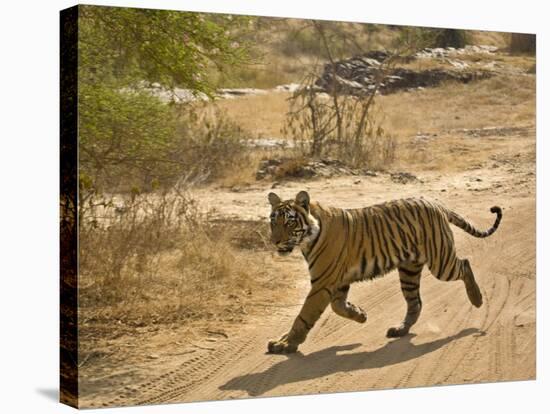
[446,206,503,238]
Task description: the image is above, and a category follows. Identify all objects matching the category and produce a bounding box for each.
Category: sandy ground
[79,125,535,408]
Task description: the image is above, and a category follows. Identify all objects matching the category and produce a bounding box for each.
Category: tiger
[266,191,502,354]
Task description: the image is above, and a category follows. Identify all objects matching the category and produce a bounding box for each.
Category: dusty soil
[79,125,535,408]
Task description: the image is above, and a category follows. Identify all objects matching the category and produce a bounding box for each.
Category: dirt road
[80,139,536,407]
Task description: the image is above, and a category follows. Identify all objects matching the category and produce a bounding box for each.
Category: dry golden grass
[468,30,510,48]
[213,93,292,138]
[79,196,274,342]
[214,70,535,142]
[215,151,268,188]
[213,56,535,176]
[376,73,535,172]
[377,73,535,137]
[457,52,536,72]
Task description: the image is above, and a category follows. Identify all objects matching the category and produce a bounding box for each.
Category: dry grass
[217,55,318,89]
[216,54,535,140]
[377,73,535,138]
[213,55,535,176]
[213,93,292,138]
[78,191,273,342]
[468,30,510,48]
[457,52,536,72]
[376,73,535,172]
[219,73,534,131]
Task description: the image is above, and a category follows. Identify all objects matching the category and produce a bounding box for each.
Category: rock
[256,157,377,181]
[316,56,492,96]
[390,172,419,184]
[217,88,268,98]
[274,83,301,93]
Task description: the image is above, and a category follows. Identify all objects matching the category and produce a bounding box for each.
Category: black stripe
[360,254,367,276]
[381,213,402,262]
[372,213,390,271]
[428,207,441,271]
[401,285,419,292]
[372,257,381,278]
[364,208,379,276]
[400,280,419,288]
[439,224,453,278]
[434,207,448,276]
[390,206,411,252]
[311,235,347,285]
[432,210,447,275]
[307,286,332,300]
[338,285,350,293]
[397,202,418,242]
[415,202,431,265]
[408,296,421,305]
[420,206,437,267]
[352,210,365,263]
[400,267,422,277]
[393,205,417,251]
[308,238,329,270]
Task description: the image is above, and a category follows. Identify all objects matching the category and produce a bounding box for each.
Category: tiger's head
[267,190,320,256]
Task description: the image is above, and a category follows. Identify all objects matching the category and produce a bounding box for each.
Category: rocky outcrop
[315,49,494,95]
[256,158,377,180]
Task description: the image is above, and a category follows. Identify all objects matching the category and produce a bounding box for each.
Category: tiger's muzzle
[276,244,294,256]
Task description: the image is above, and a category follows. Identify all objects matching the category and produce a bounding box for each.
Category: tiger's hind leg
[462,259,483,308]
[431,251,483,308]
[387,264,423,338]
[331,285,367,323]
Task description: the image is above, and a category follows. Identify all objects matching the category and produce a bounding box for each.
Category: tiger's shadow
[219,327,481,396]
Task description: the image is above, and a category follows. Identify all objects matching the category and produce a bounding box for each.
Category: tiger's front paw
[352,306,368,323]
[267,336,298,354]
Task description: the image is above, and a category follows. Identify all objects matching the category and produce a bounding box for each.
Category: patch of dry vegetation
[468,30,510,48]
[79,191,273,342]
[378,73,535,137]
[214,53,534,177]
[377,72,535,172]
[213,93,292,138]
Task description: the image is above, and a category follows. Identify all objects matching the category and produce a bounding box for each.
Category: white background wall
[0,0,546,413]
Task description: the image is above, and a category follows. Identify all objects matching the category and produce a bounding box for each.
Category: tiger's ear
[268,192,281,208]
[295,191,310,211]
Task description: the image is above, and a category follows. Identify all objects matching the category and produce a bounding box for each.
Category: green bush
[510,33,536,54]
[432,29,469,48]
[77,5,254,196]
[396,27,469,51]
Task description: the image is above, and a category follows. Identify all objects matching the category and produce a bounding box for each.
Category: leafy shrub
[396,27,470,50]
[510,33,536,54]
